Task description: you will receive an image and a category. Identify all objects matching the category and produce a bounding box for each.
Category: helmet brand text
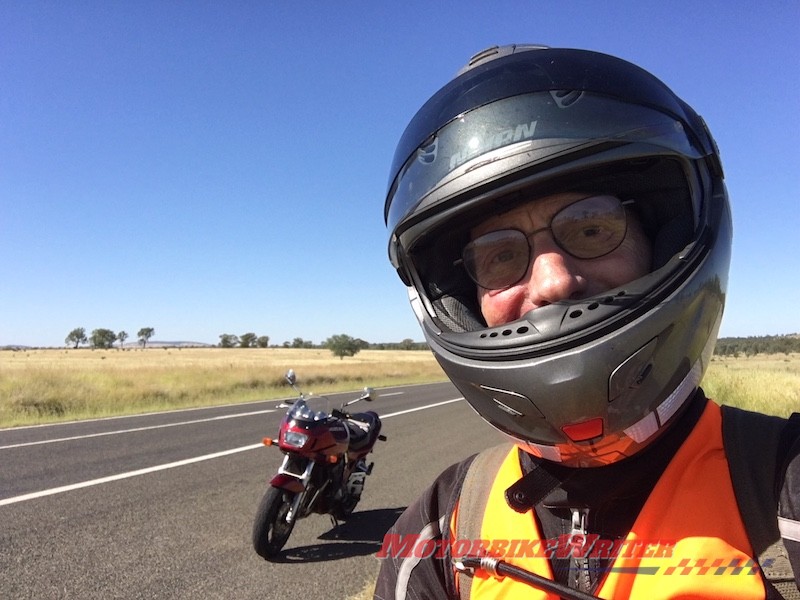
[449,120,538,169]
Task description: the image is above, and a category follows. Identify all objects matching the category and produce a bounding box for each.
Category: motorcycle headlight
[283,431,309,449]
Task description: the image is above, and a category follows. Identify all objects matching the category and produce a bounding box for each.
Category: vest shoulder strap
[721,405,800,599]
[455,443,514,600]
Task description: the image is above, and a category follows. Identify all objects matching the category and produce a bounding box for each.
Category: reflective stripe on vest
[464,401,767,599]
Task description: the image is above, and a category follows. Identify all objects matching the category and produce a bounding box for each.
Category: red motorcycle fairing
[268,472,305,493]
[279,415,350,457]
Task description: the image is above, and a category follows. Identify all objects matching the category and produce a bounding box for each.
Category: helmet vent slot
[480,325,530,339]
[459,289,640,348]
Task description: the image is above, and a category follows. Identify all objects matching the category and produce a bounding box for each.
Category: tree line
[215,334,428,353]
[714,334,800,357]
[65,327,155,349]
[62,327,428,360]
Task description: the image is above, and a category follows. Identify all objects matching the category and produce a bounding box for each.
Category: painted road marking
[0,409,276,450]
[0,397,463,506]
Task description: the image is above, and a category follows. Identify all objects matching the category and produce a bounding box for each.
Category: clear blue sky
[2,1,798,347]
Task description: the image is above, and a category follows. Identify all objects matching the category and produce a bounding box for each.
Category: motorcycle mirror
[364,387,376,401]
[285,369,296,386]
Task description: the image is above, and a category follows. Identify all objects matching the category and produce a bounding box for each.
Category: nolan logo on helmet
[448,120,538,169]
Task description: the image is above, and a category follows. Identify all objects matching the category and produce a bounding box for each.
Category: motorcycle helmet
[385,45,731,467]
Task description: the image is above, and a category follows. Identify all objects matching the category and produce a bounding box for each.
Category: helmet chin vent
[474,291,633,343]
[481,325,532,339]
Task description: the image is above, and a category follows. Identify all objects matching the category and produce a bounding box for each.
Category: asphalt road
[0,381,506,599]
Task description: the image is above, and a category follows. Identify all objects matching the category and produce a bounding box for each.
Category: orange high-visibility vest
[458,401,767,599]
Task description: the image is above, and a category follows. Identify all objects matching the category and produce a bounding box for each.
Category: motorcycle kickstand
[329,514,340,531]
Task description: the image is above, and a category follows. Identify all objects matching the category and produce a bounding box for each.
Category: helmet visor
[385,93,705,237]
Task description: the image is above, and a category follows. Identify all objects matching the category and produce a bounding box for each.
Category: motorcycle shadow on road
[268,507,407,563]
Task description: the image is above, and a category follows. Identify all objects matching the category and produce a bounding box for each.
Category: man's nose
[523,237,585,305]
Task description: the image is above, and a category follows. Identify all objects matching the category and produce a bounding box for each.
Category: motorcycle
[252,369,386,560]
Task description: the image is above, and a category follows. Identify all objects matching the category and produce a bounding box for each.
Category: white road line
[0,397,463,507]
[0,444,263,507]
[0,398,284,431]
[0,409,276,450]
[380,397,463,418]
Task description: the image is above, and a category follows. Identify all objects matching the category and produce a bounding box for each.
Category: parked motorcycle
[252,369,386,560]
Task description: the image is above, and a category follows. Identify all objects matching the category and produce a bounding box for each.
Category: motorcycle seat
[346,411,382,451]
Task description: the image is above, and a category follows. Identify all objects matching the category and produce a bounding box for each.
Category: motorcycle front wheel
[252,486,296,560]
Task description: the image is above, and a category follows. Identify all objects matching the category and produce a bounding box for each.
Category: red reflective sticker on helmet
[562,418,604,442]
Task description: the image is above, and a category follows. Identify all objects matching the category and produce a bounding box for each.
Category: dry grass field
[0,347,447,428]
[1,348,797,428]
[704,353,799,417]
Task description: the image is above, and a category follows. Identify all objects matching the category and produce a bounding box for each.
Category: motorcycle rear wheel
[252,486,296,560]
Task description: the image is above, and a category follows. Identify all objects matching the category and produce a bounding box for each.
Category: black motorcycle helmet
[385,45,731,467]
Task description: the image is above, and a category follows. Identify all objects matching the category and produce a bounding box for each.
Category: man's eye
[491,249,518,264]
[580,225,603,238]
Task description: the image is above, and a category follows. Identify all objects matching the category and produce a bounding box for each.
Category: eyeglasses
[459,195,630,290]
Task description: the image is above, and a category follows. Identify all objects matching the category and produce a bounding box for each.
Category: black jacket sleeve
[373,457,475,600]
[779,413,800,588]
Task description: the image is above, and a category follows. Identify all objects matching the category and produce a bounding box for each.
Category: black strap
[721,405,799,597]
[504,460,569,512]
[455,444,514,600]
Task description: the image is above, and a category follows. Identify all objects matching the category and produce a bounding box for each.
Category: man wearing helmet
[376,45,799,599]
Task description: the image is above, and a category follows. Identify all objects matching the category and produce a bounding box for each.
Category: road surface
[0,381,505,599]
